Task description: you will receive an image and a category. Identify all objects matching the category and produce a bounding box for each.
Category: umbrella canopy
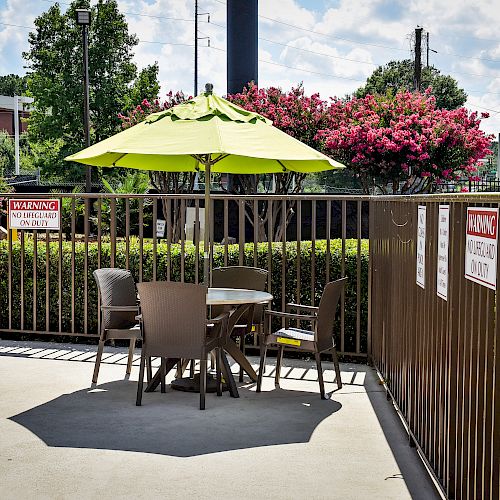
[65,91,344,173]
[66,87,345,283]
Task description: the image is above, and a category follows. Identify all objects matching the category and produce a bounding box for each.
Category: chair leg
[239,334,245,382]
[200,357,207,410]
[146,357,152,383]
[126,338,136,376]
[257,342,267,393]
[315,352,326,400]
[136,351,146,406]
[216,348,222,396]
[160,358,166,393]
[190,359,195,378]
[92,339,105,385]
[275,345,284,387]
[330,347,343,390]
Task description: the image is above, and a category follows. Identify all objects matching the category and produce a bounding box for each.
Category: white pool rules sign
[465,207,498,290]
[437,205,450,300]
[416,205,426,289]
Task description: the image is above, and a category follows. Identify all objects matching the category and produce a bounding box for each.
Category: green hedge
[0,239,368,352]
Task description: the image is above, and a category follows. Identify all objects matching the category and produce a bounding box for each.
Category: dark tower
[227,0,258,94]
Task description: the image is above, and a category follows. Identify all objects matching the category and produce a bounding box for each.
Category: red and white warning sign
[8,199,61,230]
[465,207,498,290]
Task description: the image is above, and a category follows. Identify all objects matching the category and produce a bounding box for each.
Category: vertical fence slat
[267,200,273,294]
[70,198,76,333]
[296,200,301,304]
[20,230,24,330]
[239,199,245,266]
[195,199,200,283]
[58,206,63,333]
[45,230,50,332]
[125,198,130,270]
[356,200,362,354]
[311,200,316,306]
[8,221,12,330]
[223,198,229,267]
[326,200,331,284]
[253,199,258,267]
[341,200,346,353]
[281,200,286,327]
[33,229,37,331]
[180,198,185,283]
[152,200,157,282]
[166,198,172,281]
[83,199,89,335]
[110,198,116,268]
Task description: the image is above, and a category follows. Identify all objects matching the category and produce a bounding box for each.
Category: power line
[212,0,408,53]
[467,103,500,115]
[40,0,195,23]
[259,37,379,66]
[0,20,195,47]
[209,45,366,83]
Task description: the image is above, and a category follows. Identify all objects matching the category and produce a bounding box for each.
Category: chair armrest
[264,310,317,322]
[285,303,318,314]
[101,305,139,312]
[208,312,230,325]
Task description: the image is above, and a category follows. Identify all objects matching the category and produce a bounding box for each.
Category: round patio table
[145,287,273,397]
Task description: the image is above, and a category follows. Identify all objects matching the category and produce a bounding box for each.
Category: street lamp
[75,8,92,192]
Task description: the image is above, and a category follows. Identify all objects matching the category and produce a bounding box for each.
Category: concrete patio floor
[0,340,439,500]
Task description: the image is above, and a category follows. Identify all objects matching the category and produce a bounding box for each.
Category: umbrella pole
[203,159,211,286]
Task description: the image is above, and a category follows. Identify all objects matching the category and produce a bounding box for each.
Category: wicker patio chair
[135,281,229,410]
[211,266,268,381]
[257,278,347,399]
[92,268,142,386]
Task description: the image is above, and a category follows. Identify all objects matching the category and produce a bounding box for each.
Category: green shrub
[0,239,368,352]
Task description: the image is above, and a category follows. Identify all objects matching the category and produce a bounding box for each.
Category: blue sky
[1,0,499,134]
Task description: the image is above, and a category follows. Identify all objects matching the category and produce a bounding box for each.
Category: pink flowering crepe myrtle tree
[119,91,192,241]
[317,89,492,194]
[227,83,332,240]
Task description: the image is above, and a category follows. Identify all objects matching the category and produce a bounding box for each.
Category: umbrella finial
[205,83,213,94]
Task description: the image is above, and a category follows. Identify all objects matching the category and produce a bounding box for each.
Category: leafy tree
[355,59,467,110]
[119,91,193,240]
[126,62,161,110]
[24,0,139,180]
[0,74,28,96]
[227,83,332,239]
[319,90,492,194]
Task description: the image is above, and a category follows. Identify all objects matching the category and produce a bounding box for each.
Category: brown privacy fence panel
[0,193,369,357]
[370,195,500,500]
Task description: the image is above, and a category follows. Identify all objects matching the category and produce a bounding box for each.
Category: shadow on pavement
[10,380,341,457]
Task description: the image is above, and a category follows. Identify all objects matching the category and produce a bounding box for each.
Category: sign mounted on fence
[156,219,166,238]
[416,205,426,289]
[437,205,450,300]
[465,207,498,290]
[8,199,60,230]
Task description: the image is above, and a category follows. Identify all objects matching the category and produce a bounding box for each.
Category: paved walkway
[0,340,439,500]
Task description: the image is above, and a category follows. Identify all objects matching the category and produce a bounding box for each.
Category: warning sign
[464,207,498,290]
[8,199,61,230]
[437,205,449,301]
[416,205,426,289]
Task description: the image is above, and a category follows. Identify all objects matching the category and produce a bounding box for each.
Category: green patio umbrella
[66,85,344,283]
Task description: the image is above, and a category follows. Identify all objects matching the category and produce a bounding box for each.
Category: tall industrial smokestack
[227,0,258,94]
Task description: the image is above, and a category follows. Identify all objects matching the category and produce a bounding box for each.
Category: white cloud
[0,0,499,134]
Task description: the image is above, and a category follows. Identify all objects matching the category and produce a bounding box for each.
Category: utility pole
[414,27,423,91]
[194,0,198,96]
[426,31,429,67]
[194,0,210,96]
